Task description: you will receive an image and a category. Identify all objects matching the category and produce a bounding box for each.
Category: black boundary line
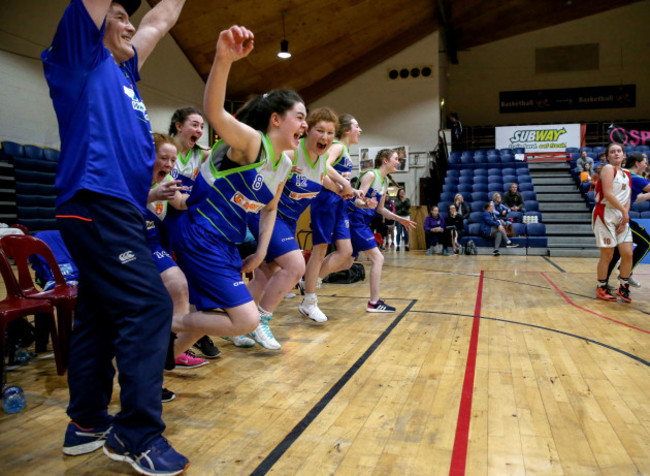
[542,255,566,273]
[380,263,650,317]
[250,300,417,476]
[410,309,650,367]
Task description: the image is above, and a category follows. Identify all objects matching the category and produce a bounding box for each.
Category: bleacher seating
[1,141,58,232]
[442,148,547,252]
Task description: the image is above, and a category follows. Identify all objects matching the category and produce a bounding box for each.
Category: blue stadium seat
[460,191,472,202]
[438,201,452,213]
[502,174,517,185]
[524,200,539,212]
[470,201,485,212]
[516,168,530,176]
[487,155,501,165]
[519,183,534,192]
[526,222,547,247]
[1,141,24,158]
[459,169,473,177]
[469,211,483,223]
[43,148,60,162]
[522,191,537,201]
[471,192,488,203]
[517,175,532,184]
[440,192,456,202]
[500,154,515,164]
[474,168,488,176]
[502,168,515,176]
[23,145,45,160]
[442,184,457,194]
[631,201,650,212]
[458,184,472,193]
[641,211,650,218]
[473,175,488,184]
[459,176,473,185]
[629,211,641,219]
[507,211,523,223]
[488,168,501,176]
[472,183,488,193]
[509,222,527,247]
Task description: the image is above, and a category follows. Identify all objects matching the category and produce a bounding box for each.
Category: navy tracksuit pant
[57,191,172,453]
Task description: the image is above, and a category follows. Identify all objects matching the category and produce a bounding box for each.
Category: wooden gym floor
[0,251,648,475]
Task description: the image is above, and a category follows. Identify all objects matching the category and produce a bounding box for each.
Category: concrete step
[532,177,576,185]
[534,185,577,193]
[542,213,592,224]
[548,236,596,247]
[545,224,594,235]
[536,193,585,201]
[549,247,600,258]
[539,202,590,212]
[528,163,571,171]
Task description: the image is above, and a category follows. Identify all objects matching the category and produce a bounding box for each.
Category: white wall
[0,0,206,148]
[446,2,650,126]
[312,33,441,205]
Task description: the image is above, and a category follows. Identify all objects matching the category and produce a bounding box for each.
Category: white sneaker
[249,314,281,350]
[222,335,256,348]
[298,297,328,322]
[628,275,641,288]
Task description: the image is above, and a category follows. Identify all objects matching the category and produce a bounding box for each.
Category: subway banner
[495,123,580,153]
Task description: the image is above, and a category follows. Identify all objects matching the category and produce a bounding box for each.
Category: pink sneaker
[174,350,208,369]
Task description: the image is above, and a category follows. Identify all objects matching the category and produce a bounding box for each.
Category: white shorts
[592,206,632,248]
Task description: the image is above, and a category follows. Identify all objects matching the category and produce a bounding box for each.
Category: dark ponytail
[235,89,304,132]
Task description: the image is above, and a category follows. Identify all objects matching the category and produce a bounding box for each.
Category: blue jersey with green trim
[348,169,387,225]
[278,138,326,223]
[185,133,291,243]
[331,140,354,182]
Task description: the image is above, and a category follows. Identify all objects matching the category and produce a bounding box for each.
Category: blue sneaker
[62,421,112,456]
[103,432,190,476]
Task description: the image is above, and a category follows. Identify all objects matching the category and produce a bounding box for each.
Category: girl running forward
[348,149,416,312]
[299,114,359,322]
[170,26,307,341]
[246,108,341,347]
[593,142,633,303]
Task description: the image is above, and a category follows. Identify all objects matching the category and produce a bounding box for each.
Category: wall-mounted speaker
[387,65,433,80]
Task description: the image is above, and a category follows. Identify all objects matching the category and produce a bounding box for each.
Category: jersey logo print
[231,191,264,214]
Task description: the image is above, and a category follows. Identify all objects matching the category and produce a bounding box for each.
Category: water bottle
[2,386,26,414]
[14,347,31,364]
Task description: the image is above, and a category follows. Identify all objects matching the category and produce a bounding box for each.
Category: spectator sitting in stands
[503,183,526,213]
[481,202,518,256]
[424,206,445,255]
[491,192,510,219]
[576,150,595,174]
[597,152,607,165]
[580,162,593,184]
[453,193,469,219]
[444,203,464,255]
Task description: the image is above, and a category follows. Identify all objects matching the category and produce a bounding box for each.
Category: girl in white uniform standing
[592,142,633,302]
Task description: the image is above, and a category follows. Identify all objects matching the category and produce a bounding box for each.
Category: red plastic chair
[0,234,77,375]
[0,248,56,382]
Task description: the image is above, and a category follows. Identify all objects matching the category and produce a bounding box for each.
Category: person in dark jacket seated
[503,183,526,213]
[481,202,518,256]
[444,203,464,254]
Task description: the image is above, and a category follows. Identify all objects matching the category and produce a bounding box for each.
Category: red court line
[449,270,484,476]
[540,272,649,335]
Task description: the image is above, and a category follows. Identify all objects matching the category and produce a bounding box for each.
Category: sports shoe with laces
[174,350,208,369]
[596,286,617,302]
[221,335,256,348]
[192,335,221,358]
[162,388,175,403]
[249,314,281,350]
[63,421,112,456]
[628,275,641,288]
[616,284,631,303]
[366,299,396,313]
[298,296,328,322]
[103,432,189,476]
[506,242,519,248]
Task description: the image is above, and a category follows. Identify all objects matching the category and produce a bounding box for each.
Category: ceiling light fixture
[277,10,291,59]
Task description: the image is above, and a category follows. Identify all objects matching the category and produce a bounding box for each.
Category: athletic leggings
[607,219,650,279]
